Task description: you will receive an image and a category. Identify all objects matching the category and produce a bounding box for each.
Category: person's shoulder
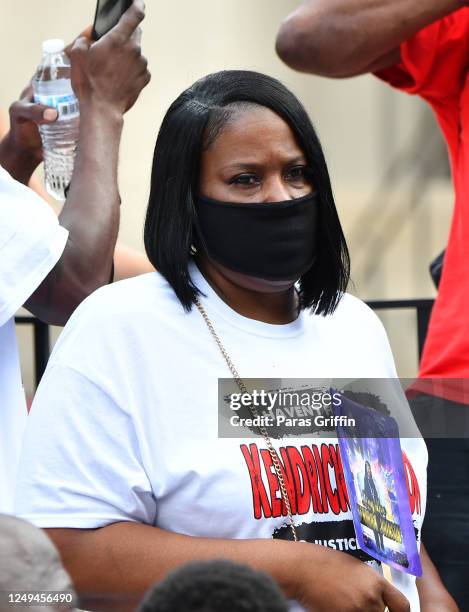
[317,292,382,328]
[100,271,168,297]
[309,293,397,376]
[338,292,378,315]
[311,292,390,344]
[73,271,180,319]
[51,272,183,354]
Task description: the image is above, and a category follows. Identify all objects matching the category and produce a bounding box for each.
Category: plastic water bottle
[33,39,80,201]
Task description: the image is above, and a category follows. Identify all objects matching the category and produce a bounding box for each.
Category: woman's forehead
[204,106,306,164]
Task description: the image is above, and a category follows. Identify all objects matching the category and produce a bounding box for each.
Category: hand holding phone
[70,0,150,114]
[93,0,133,40]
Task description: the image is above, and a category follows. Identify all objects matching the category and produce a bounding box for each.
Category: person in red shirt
[276,2,469,608]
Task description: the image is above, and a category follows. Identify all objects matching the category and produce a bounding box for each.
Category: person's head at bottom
[145,69,349,318]
[0,515,76,612]
[138,559,288,612]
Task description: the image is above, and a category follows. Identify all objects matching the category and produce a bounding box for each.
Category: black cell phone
[92,0,132,40]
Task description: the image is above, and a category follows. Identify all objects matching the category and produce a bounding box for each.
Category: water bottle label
[34,94,79,120]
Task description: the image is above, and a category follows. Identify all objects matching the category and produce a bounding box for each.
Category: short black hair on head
[144,70,350,315]
[137,559,289,612]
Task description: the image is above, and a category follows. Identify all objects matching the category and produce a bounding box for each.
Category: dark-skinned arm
[0,116,52,186]
[0,104,154,285]
[23,100,123,326]
[0,0,150,326]
[276,0,467,77]
[25,1,150,326]
[416,543,459,611]
[46,522,409,612]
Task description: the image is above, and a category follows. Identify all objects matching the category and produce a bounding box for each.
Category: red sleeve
[375,8,469,102]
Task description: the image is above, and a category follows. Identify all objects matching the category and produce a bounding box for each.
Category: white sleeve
[14,362,157,529]
[366,307,399,378]
[0,166,68,326]
[325,293,400,378]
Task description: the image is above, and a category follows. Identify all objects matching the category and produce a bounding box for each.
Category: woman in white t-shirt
[15,71,455,612]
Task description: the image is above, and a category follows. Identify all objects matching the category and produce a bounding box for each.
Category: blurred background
[1,0,453,395]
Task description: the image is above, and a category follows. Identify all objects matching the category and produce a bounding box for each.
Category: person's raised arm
[24,1,150,325]
[0,1,150,325]
[276,0,466,77]
[47,523,410,612]
[0,103,154,285]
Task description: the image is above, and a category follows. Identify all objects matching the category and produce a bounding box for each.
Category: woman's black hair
[144,70,350,314]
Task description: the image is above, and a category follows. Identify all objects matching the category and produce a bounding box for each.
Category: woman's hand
[294,544,410,612]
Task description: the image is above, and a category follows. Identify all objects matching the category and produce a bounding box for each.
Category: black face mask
[194,192,319,281]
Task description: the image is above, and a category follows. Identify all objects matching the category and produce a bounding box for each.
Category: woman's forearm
[416,544,458,611]
[46,523,299,611]
[276,0,465,77]
[47,521,412,612]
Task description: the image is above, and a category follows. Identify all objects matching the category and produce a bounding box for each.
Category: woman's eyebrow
[220,156,308,173]
[219,162,264,172]
[285,155,308,165]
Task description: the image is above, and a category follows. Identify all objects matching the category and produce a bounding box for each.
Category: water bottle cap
[42,39,65,54]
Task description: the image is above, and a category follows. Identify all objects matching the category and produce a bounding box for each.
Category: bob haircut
[144,70,350,315]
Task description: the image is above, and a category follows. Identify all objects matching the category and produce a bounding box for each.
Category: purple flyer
[333,394,422,576]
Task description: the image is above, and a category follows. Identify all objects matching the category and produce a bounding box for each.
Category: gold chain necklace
[195,296,299,542]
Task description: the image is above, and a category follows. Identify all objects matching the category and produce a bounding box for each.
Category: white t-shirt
[15,263,427,611]
[0,165,68,513]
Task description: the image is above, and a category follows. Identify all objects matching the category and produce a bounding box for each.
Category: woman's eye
[287,166,308,182]
[231,174,260,186]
